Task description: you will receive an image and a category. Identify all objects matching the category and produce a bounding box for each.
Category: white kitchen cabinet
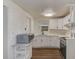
[57,15,72,30]
[70,11,75,23]
[49,19,57,29]
[63,15,71,25]
[64,10,75,28]
[32,35,43,48]
[70,5,75,24]
[49,19,68,30]
[58,19,63,29]
[47,36,60,48]
[14,44,32,59]
[32,35,60,48]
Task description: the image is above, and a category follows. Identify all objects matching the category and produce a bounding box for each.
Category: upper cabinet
[49,10,74,30]
[64,12,74,28]
[48,19,57,29]
[63,14,71,25]
[58,19,64,29]
[48,19,68,30]
[48,18,69,37]
[64,5,75,29]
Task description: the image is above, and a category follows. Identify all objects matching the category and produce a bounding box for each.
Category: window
[40,25,48,35]
[41,25,48,31]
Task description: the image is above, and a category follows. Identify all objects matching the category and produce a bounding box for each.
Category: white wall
[3,0,33,59]
[66,39,75,59]
[33,20,41,35]
[3,6,8,59]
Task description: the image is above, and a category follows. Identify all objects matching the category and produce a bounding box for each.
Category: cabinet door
[49,37,60,48]
[32,36,43,48]
[49,19,57,29]
[58,19,63,29]
[32,37,39,47]
[43,36,49,47]
[63,14,71,25]
[71,11,75,23]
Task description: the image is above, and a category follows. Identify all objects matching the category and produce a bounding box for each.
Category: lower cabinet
[14,44,32,59]
[32,35,60,48]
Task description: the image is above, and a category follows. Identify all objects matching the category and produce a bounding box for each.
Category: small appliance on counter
[14,34,34,59]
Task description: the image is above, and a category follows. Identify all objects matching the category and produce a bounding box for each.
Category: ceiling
[13,0,74,19]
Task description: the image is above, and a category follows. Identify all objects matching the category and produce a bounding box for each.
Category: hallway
[32,48,64,59]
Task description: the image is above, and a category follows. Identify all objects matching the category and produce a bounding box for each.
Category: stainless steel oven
[60,37,66,59]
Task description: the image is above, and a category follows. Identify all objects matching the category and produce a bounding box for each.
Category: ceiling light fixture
[41,8,55,17]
